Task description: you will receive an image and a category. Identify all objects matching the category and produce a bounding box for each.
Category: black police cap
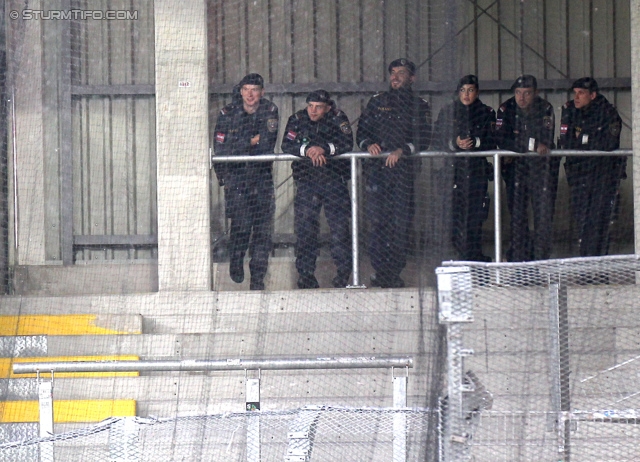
[571,77,599,93]
[238,73,264,88]
[511,74,537,91]
[388,58,416,75]
[457,74,479,91]
[306,90,331,104]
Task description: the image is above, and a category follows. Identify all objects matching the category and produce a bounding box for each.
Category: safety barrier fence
[436,254,640,461]
[212,149,633,286]
[11,356,414,462]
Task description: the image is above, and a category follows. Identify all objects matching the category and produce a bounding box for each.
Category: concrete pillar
[633,0,640,253]
[155,1,211,290]
[11,0,46,265]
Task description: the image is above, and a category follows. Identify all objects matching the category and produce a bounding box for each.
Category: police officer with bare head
[213,73,279,290]
[435,74,495,262]
[558,77,624,257]
[281,90,354,289]
[356,58,432,288]
[496,75,558,262]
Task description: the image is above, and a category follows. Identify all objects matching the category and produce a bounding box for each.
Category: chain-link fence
[0,407,436,461]
[438,255,640,461]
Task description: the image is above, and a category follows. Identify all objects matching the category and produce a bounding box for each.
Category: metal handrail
[13,355,414,374]
[211,149,633,282]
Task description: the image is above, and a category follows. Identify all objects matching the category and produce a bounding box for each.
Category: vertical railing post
[493,153,502,263]
[246,370,261,462]
[350,155,362,287]
[38,372,54,461]
[392,369,408,462]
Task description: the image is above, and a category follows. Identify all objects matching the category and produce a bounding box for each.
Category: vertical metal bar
[246,375,261,462]
[393,375,407,462]
[549,283,571,461]
[38,377,54,461]
[60,1,73,265]
[350,155,360,286]
[493,153,501,262]
[110,418,141,462]
[437,267,473,461]
[11,90,17,256]
[519,0,524,74]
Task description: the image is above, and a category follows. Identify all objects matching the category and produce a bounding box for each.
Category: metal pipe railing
[212,149,632,274]
[13,355,414,374]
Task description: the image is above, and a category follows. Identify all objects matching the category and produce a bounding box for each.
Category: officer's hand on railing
[367,143,383,156]
[306,146,327,167]
[536,143,550,155]
[385,148,402,168]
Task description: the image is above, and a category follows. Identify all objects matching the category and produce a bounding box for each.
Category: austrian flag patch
[215,132,225,143]
[286,131,297,141]
[560,124,568,135]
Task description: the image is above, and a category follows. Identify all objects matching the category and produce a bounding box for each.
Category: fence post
[38,374,54,462]
[393,370,408,461]
[246,370,261,462]
[437,266,473,462]
[549,282,571,461]
[109,418,141,461]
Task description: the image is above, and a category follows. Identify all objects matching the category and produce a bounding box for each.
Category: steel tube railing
[212,149,632,276]
[13,355,414,374]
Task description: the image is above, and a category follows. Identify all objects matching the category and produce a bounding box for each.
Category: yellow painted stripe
[0,400,136,423]
[0,315,141,336]
[5,356,140,378]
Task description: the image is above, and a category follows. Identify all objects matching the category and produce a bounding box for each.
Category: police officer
[496,75,558,262]
[213,73,279,290]
[435,75,495,262]
[281,90,354,289]
[558,77,624,257]
[356,58,432,288]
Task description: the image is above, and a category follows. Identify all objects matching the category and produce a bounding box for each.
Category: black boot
[297,272,319,289]
[229,254,244,283]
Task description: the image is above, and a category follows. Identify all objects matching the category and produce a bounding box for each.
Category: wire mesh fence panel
[439,256,640,462]
[0,408,435,461]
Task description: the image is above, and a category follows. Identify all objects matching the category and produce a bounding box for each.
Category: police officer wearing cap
[496,74,558,262]
[559,77,624,257]
[213,73,279,290]
[356,58,432,288]
[435,75,495,262]
[281,90,354,289]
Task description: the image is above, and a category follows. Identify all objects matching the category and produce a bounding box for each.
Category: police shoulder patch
[543,116,553,130]
[340,121,352,135]
[610,120,621,137]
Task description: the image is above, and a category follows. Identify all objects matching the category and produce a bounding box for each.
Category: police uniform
[559,78,624,257]
[213,74,279,290]
[281,91,354,289]
[356,59,432,288]
[435,77,495,261]
[496,75,558,262]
